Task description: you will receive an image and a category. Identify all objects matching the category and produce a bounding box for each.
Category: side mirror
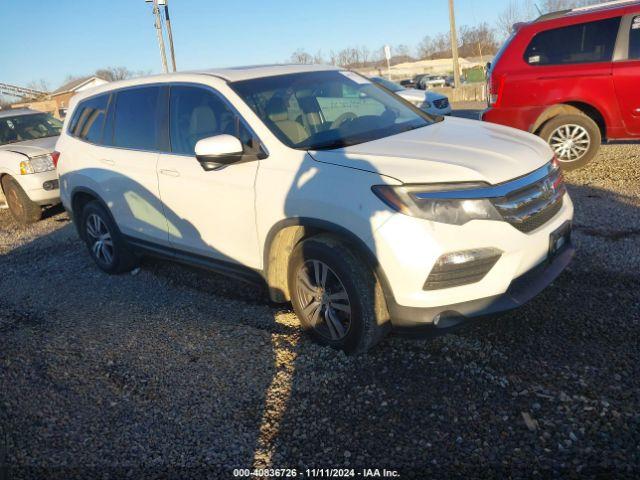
[195,134,244,171]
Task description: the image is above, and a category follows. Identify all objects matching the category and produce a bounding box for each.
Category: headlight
[372,183,502,225]
[19,154,55,175]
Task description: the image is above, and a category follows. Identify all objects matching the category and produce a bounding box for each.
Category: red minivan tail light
[51,151,61,169]
[488,74,505,107]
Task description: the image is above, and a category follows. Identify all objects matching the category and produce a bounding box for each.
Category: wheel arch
[69,187,112,238]
[263,218,394,305]
[532,102,607,140]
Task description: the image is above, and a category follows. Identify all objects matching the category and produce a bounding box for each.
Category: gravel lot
[1,103,639,478]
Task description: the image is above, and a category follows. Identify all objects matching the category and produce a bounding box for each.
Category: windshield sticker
[529,55,541,64]
[6,120,15,129]
[632,16,640,29]
[339,71,371,85]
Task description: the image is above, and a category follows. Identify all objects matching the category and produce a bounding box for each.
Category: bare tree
[459,23,499,59]
[290,49,314,64]
[95,66,136,82]
[26,79,49,93]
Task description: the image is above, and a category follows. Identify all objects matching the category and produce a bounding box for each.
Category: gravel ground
[1,105,639,478]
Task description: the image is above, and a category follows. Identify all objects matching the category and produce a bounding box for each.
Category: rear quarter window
[68,94,110,144]
[524,17,621,65]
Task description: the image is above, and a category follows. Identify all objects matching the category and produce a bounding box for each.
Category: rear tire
[80,201,137,274]
[539,114,601,171]
[1,175,42,224]
[288,234,390,354]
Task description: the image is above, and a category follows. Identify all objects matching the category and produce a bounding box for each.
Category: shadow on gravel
[1,174,639,479]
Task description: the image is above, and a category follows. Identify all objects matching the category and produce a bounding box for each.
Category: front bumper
[389,239,574,329]
[15,170,60,205]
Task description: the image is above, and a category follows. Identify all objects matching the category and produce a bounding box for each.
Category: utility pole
[163,0,177,72]
[448,0,461,89]
[152,0,169,73]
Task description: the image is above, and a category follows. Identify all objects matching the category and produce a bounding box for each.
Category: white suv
[0,109,62,223]
[56,65,574,353]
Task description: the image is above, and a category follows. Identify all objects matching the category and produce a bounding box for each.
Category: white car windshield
[0,113,62,145]
[231,70,437,150]
[370,77,405,92]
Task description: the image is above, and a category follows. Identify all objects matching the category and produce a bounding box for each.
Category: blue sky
[3,0,513,91]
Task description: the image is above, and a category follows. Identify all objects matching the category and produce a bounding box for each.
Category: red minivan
[482,0,640,169]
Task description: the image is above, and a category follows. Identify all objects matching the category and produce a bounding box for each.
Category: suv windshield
[231,70,435,150]
[0,112,62,145]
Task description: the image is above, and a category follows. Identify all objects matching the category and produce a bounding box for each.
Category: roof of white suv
[195,63,341,82]
[67,64,344,105]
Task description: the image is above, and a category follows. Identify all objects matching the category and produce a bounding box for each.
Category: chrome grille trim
[492,165,565,233]
[412,160,565,233]
[414,162,557,200]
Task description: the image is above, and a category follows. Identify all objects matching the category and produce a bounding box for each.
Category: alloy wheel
[85,213,114,266]
[549,124,591,162]
[295,259,352,341]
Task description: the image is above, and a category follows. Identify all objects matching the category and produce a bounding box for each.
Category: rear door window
[112,86,161,150]
[525,17,621,65]
[68,94,110,144]
[630,15,640,59]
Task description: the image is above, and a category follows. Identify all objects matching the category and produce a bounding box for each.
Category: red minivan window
[524,17,621,66]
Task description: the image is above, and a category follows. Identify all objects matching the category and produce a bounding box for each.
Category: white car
[0,109,61,224]
[56,65,574,353]
[371,77,452,116]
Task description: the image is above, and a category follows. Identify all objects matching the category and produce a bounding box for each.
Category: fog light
[424,248,502,290]
[43,179,59,191]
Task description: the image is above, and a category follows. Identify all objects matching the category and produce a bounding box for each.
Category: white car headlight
[19,154,55,175]
[372,183,502,225]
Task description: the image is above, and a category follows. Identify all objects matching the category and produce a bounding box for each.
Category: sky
[2,0,514,92]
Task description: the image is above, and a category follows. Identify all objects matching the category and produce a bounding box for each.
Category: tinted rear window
[112,87,161,150]
[630,15,640,59]
[525,17,621,65]
[68,94,110,143]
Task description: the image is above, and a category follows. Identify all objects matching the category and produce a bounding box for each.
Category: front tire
[80,201,137,274]
[1,175,42,224]
[288,234,390,354]
[539,114,601,170]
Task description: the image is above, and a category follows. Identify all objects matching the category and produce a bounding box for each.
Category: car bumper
[14,170,60,205]
[389,239,574,329]
[370,193,574,327]
[481,106,545,133]
[425,106,452,116]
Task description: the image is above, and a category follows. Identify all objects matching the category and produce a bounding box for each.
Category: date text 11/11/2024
[232,468,401,478]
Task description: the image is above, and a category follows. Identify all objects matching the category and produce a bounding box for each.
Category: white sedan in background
[0,109,61,224]
[371,76,452,116]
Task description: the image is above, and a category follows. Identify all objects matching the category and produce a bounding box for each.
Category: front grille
[433,98,449,109]
[492,165,565,233]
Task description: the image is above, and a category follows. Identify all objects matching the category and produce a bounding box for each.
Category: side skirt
[123,235,267,288]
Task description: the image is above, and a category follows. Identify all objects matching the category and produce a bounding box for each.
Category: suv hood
[0,136,58,158]
[310,117,552,185]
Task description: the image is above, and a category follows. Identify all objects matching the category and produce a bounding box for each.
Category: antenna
[534,3,543,15]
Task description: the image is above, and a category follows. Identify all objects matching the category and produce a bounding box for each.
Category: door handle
[159,169,180,177]
[633,108,640,116]
[100,158,115,166]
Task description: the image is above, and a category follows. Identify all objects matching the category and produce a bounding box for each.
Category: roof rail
[534,0,638,22]
[571,0,638,13]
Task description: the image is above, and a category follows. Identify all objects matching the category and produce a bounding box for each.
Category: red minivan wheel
[539,114,601,171]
